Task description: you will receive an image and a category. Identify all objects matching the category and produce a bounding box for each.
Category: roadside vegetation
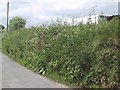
[0,25,6,51]
[2,17,120,88]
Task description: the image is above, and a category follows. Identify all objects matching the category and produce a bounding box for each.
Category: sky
[0,0,119,28]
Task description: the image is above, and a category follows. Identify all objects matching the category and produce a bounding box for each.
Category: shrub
[2,18,120,88]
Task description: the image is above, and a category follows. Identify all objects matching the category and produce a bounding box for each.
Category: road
[1,52,68,88]
[0,52,2,89]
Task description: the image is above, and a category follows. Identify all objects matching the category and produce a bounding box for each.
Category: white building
[61,14,111,25]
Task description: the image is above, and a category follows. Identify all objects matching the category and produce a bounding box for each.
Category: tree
[9,16,26,30]
[0,24,5,29]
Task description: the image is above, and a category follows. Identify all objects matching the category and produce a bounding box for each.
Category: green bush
[2,18,120,88]
[9,16,26,30]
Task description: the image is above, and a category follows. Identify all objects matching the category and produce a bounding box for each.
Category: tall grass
[2,18,120,88]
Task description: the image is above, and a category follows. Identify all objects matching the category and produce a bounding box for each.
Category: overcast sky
[0,0,119,27]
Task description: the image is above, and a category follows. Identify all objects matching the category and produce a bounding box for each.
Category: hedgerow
[2,18,120,88]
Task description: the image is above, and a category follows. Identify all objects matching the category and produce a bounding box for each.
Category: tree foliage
[9,16,26,30]
[0,24,5,29]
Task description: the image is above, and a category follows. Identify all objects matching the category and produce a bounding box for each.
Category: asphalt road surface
[1,52,68,88]
[0,52,2,89]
